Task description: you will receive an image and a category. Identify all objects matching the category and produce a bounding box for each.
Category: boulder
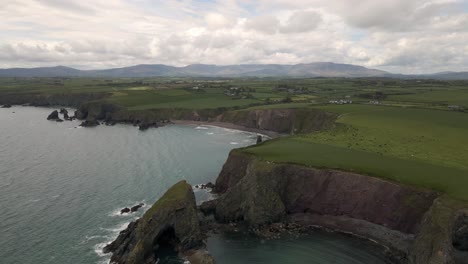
[256,135,263,144]
[1,104,12,108]
[63,112,70,120]
[130,203,144,213]
[59,108,68,114]
[104,181,209,264]
[120,207,130,214]
[47,110,60,120]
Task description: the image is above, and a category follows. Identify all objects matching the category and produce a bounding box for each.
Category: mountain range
[0,62,467,79]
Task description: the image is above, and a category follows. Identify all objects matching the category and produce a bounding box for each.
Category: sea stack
[103,181,214,264]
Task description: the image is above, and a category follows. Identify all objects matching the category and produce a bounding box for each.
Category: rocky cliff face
[210,151,468,263]
[73,102,336,134]
[104,181,214,264]
[217,108,337,134]
[214,152,437,234]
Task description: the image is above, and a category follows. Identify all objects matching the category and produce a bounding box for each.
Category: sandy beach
[171,120,283,138]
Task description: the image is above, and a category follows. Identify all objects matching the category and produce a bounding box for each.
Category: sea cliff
[208,151,468,264]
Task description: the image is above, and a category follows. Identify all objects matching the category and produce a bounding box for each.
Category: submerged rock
[104,181,211,264]
[195,182,215,190]
[47,110,60,120]
[1,104,12,108]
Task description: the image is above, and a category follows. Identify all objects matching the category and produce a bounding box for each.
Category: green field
[243,104,468,200]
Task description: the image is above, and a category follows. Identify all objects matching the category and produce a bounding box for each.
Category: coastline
[171,120,283,138]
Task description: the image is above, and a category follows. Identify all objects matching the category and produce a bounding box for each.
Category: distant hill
[0,62,466,79]
[421,71,468,80]
[0,62,391,78]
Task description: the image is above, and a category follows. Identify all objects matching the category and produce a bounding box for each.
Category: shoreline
[171,120,283,138]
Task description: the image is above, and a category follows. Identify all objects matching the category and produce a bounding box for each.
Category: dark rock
[1,104,12,108]
[120,207,130,214]
[199,200,217,216]
[56,119,63,122]
[453,212,468,251]
[104,181,209,264]
[79,119,99,127]
[195,182,215,190]
[59,108,68,114]
[103,220,139,254]
[256,135,263,144]
[63,112,69,120]
[74,109,87,120]
[47,110,60,120]
[138,122,158,131]
[130,203,144,213]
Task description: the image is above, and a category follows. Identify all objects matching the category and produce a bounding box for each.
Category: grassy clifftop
[242,104,468,201]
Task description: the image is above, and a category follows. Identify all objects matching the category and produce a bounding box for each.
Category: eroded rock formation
[104,181,214,264]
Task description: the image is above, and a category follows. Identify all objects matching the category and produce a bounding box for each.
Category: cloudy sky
[1,0,468,73]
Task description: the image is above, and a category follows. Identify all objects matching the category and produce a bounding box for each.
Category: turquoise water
[0,106,389,264]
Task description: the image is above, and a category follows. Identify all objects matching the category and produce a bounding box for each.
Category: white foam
[206,132,214,135]
[195,126,209,130]
[94,242,112,257]
[230,142,239,145]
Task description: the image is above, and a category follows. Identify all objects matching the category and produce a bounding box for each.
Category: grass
[140,180,190,223]
[243,138,468,200]
[242,104,468,200]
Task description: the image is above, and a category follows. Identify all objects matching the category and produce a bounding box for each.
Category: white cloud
[0,0,466,73]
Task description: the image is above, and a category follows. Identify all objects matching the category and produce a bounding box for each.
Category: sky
[0,0,467,74]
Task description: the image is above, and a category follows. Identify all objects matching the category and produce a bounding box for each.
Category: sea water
[0,106,388,264]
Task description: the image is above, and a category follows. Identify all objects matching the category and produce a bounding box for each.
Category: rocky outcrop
[408,199,468,264]
[79,119,99,127]
[130,203,144,212]
[104,181,213,264]
[47,110,60,120]
[1,104,12,108]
